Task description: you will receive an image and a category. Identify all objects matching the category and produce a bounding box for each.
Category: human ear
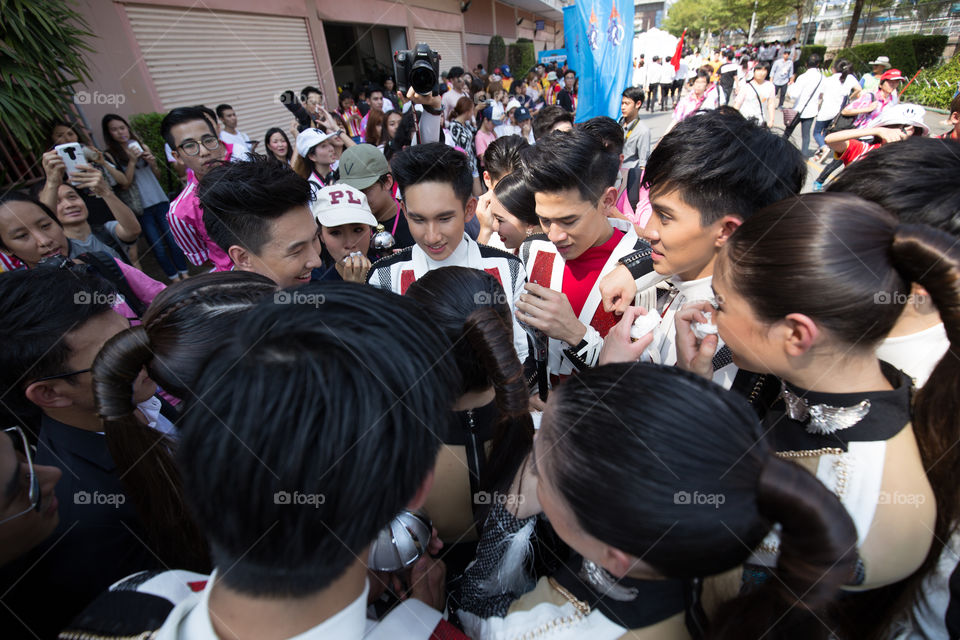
[24,381,73,410]
[464,197,478,224]
[228,245,254,271]
[713,215,743,248]
[781,313,819,357]
[600,546,636,579]
[600,186,619,211]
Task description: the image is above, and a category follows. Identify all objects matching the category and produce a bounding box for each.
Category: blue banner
[538,48,568,66]
[563,0,635,122]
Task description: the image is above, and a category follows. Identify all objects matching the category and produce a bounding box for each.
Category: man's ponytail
[710,455,858,640]
[891,224,960,574]
[93,326,209,570]
[463,307,535,498]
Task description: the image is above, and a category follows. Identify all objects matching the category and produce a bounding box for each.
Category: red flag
[672,29,686,72]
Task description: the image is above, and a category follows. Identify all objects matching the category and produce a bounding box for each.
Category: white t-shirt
[787,68,824,119]
[219,130,253,161]
[645,62,662,87]
[875,323,949,387]
[737,80,775,124]
[817,73,862,122]
[660,63,677,84]
[441,88,467,119]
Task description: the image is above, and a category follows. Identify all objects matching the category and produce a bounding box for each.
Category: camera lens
[410,62,437,96]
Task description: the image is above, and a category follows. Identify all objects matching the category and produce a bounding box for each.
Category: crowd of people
[1,37,960,640]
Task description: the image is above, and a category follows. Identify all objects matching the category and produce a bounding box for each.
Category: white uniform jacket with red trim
[518,219,663,378]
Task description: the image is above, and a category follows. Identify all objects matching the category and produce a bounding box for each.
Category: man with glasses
[161,106,232,272]
[0,268,162,637]
[0,426,61,567]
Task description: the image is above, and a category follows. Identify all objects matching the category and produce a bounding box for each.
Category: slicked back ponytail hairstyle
[406,266,535,498]
[541,363,857,640]
[93,272,277,569]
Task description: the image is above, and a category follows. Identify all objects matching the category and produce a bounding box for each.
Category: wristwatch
[422,104,442,116]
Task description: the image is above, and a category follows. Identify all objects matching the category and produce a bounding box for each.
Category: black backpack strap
[91,224,132,265]
[77,251,147,319]
[626,166,643,211]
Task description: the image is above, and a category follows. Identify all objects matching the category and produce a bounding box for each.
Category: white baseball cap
[296,128,338,158]
[311,184,378,228]
[505,99,522,112]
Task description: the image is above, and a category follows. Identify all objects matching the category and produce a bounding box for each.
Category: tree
[844,0,866,48]
[664,0,791,42]
[0,0,94,151]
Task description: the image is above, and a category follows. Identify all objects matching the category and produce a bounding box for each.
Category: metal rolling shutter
[125,5,320,145]
[413,28,464,73]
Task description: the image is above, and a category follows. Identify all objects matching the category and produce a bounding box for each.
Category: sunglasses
[0,427,40,525]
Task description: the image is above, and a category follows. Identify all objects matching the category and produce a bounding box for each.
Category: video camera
[394,43,441,96]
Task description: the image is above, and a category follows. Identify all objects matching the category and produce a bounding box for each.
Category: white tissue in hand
[692,311,719,341]
[629,313,661,342]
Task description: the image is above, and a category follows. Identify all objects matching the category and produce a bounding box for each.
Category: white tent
[632,27,679,62]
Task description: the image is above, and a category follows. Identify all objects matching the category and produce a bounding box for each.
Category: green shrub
[130,112,181,195]
[488,36,507,72]
[508,39,537,77]
[912,35,949,70]
[834,43,888,75]
[883,35,919,75]
[900,52,960,110]
[797,45,827,73]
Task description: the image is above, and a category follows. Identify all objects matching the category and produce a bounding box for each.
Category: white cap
[505,99,522,112]
[296,128,338,158]
[311,184,378,228]
[874,104,929,136]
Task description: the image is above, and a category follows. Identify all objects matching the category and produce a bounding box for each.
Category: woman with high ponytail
[677,192,960,638]
[459,362,856,640]
[92,271,277,570]
[405,266,540,617]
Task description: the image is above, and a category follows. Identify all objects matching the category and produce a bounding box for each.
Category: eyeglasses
[32,368,91,383]
[177,135,221,156]
[0,427,40,525]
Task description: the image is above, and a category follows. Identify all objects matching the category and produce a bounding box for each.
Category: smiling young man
[517,129,661,383]
[598,110,805,387]
[198,156,323,289]
[366,142,529,360]
[162,106,231,271]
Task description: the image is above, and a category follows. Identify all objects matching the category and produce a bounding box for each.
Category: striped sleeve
[167,208,209,266]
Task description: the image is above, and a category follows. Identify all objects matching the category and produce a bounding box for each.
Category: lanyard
[391,199,402,236]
